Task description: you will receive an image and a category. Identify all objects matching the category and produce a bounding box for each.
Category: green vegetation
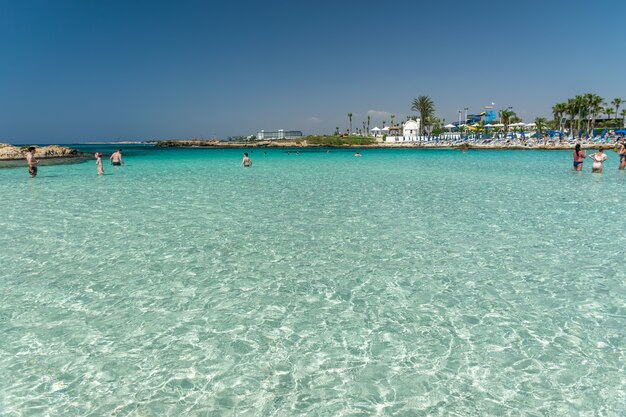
[305,135,377,146]
[552,93,624,131]
[411,96,435,135]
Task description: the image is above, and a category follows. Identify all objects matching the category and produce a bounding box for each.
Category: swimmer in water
[617,141,626,170]
[354,152,362,157]
[95,152,104,175]
[110,149,125,166]
[572,143,586,171]
[588,148,607,173]
[26,146,38,177]
[241,152,252,167]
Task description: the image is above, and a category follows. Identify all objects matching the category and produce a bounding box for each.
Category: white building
[257,129,303,140]
[402,119,420,139]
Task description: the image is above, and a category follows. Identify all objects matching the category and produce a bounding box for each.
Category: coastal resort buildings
[256,129,303,140]
[371,119,421,140]
[402,119,420,139]
[375,118,423,143]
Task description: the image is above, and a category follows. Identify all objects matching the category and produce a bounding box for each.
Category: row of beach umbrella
[372,123,537,131]
[443,122,536,129]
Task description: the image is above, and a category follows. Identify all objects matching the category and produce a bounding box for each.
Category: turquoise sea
[1,146,624,416]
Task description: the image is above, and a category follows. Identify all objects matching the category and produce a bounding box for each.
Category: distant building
[256,129,303,140]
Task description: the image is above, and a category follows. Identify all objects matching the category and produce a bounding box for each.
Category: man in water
[110,149,125,166]
[241,152,252,167]
[26,146,38,177]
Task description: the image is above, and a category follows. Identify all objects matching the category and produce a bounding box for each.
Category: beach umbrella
[371,127,381,131]
[484,123,494,127]
[492,123,504,127]
[444,123,455,128]
[525,122,536,127]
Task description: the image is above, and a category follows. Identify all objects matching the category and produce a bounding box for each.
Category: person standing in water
[110,149,125,166]
[95,152,104,175]
[26,146,38,177]
[241,152,251,167]
[572,143,586,171]
[617,141,626,170]
[588,148,607,173]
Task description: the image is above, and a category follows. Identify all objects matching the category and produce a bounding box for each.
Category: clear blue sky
[1,0,625,143]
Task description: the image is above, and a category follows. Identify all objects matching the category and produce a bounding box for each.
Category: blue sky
[1,0,625,143]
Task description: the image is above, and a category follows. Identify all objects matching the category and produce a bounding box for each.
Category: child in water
[95,152,104,175]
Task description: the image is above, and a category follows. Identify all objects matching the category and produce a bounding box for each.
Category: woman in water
[95,152,104,175]
[588,148,607,173]
[617,141,626,170]
[572,144,585,171]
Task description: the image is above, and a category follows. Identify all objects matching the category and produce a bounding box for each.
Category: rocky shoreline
[0,144,90,167]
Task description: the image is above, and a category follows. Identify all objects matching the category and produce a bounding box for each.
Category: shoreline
[154,140,617,151]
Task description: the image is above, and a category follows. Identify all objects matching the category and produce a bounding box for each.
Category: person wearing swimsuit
[588,149,607,173]
[241,152,251,167]
[572,143,585,171]
[95,152,104,175]
[110,149,125,166]
[26,146,38,177]
[617,142,626,170]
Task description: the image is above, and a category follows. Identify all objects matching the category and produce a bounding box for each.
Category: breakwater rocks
[0,144,82,160]
[0,144,91,168]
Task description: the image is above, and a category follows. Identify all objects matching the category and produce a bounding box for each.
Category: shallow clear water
[1,146,624,416]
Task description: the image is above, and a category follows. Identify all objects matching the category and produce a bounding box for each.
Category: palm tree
[604,106,613,120]
[565,98,578,137]
[367,115,371,134]
[348,113,353,134]
[574,95,588,132]
[612,98,624,121]
[500,109,516,132]
[410,96,435,135]
[432,117,442,131]
[552,102,567,131]
[621,109,626,127]
[586,93,604,131]
[390,114,395,126]
[535,117,548,136]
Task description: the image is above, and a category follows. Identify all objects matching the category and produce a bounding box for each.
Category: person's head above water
[244,152,248,157]
[28,146,35,152]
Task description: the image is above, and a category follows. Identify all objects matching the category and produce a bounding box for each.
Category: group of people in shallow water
[26,147,127,178]
[23,144,626,177]
[92,149,125,176]
[573,142,626,172]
